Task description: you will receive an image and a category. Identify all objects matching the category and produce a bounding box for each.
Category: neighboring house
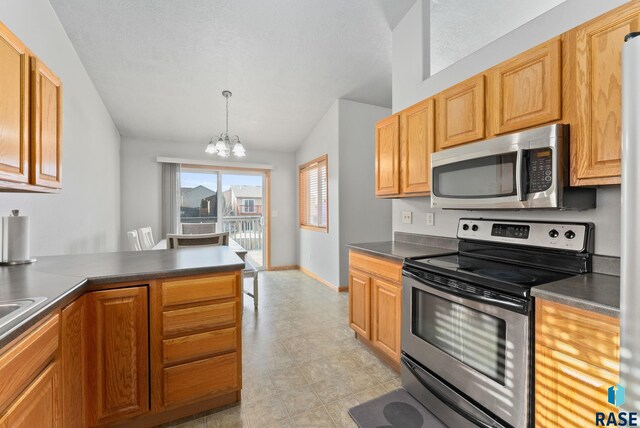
[181,185,217,219]
[223,185,263,216]
[181,185,216,208]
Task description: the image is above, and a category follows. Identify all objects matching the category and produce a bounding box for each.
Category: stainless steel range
[401,218,594,428]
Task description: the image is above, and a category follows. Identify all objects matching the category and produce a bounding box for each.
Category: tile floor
[164,270,401,428]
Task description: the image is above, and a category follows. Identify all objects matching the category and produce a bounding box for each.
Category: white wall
[296,102,341,286]
[391,0,628,257]
[120,137,297,267]
[296,100,392,287]
[394,0,628,109]
[338,100,393,285]
[0,0,121,256]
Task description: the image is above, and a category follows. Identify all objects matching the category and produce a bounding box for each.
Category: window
[242,199,256,213]
[299,155,328,231]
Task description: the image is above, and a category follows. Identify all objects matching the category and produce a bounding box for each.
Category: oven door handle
[401,356,505,428]
[515,149,526,201]
[403,270,528,313]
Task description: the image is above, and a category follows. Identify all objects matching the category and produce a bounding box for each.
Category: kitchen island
[0,246,244,427]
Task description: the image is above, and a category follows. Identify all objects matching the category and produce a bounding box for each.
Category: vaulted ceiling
[50,0,416,152]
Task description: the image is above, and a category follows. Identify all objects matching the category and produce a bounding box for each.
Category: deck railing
[180,215,263,250]
[220,216,263,250]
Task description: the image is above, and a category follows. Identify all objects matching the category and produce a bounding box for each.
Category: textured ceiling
[50,0,410,152]
[430,0,567,75]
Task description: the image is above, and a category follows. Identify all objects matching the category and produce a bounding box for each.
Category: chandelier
[206,90,246,157]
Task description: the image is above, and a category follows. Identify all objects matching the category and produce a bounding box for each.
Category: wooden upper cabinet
[400,98,434,195]
[30,57,62,189]
[571,3,640,186]
[0,22,29,184]
[491,38,562,135]
[436,74,485,150]
[87,287,149,426]
[375,114,400,197]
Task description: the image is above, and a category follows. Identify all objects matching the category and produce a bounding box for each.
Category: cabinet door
[61,297,86,428]
[0,362,61,428]
[349,269,371,339]
[535,345,618,428]
[371,278,401,362]
[492,38,562,135]
[87,287,149,426]
[400,99,434,195]
[436,74,485,150]
[0,22,29,184]
[375,115,400,197]
[30,57,62,189]
[572,3,640,185]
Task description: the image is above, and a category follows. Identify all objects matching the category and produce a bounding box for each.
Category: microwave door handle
[515,149,526,201]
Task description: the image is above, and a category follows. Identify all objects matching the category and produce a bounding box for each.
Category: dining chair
[127,230,142,251]
[166,232,230,249]
[137,226,155,250]
[181,223,216,234]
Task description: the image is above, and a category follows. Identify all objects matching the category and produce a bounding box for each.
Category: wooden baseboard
[299,266,347,292]
[268,265,299,271]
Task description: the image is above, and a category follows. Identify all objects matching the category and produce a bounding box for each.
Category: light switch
[272,210,278,218]
[402,211,413,224]
[426,212,435,226]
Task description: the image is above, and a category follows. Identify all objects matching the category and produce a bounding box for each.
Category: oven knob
[565,230,576,239]
[549,229,559,238]
[471,225,479,232]
[462,224,469,231]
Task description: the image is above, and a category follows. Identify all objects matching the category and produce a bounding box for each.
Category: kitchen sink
[0,297,47,329]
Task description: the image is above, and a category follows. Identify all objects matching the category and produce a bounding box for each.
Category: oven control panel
[457,219,591,252]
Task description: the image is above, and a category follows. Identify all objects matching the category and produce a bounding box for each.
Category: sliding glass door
[179,168,266,268]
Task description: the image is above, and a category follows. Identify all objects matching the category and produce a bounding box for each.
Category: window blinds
[299,155,328,230]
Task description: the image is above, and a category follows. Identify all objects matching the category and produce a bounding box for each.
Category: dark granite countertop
[531,273,620,318]
[0,246,244,348]
[347,241,456,261]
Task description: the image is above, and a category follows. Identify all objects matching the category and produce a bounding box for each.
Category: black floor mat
[348,388,448,428]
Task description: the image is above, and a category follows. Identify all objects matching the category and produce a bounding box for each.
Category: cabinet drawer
[535,345,618,427]
[163,302,237,336]
[163,327,237,365]
[163,353,238,407]
[162,274,237,307]
[349,251,402,283]
[535,299,619,371]
[0,314,59,413]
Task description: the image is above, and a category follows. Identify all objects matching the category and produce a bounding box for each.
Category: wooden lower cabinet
[0,314,60,427]
[86,286,149,426]
[61,296,86,428]
[371,278,401,362]
[348,250,402,366]
[535,299,620,427]
[349,270,371,339]
[154,272,243,411]
[0,362,61,428]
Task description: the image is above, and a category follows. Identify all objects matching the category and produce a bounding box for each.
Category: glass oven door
[401,273,530,428]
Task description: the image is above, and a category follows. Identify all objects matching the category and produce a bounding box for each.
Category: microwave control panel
[528,148,553,193]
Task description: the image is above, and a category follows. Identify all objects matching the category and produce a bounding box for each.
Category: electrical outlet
[426,212,435,226]
[402,211,413,224]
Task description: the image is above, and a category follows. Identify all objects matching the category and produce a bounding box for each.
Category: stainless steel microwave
[430,124,596,210]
